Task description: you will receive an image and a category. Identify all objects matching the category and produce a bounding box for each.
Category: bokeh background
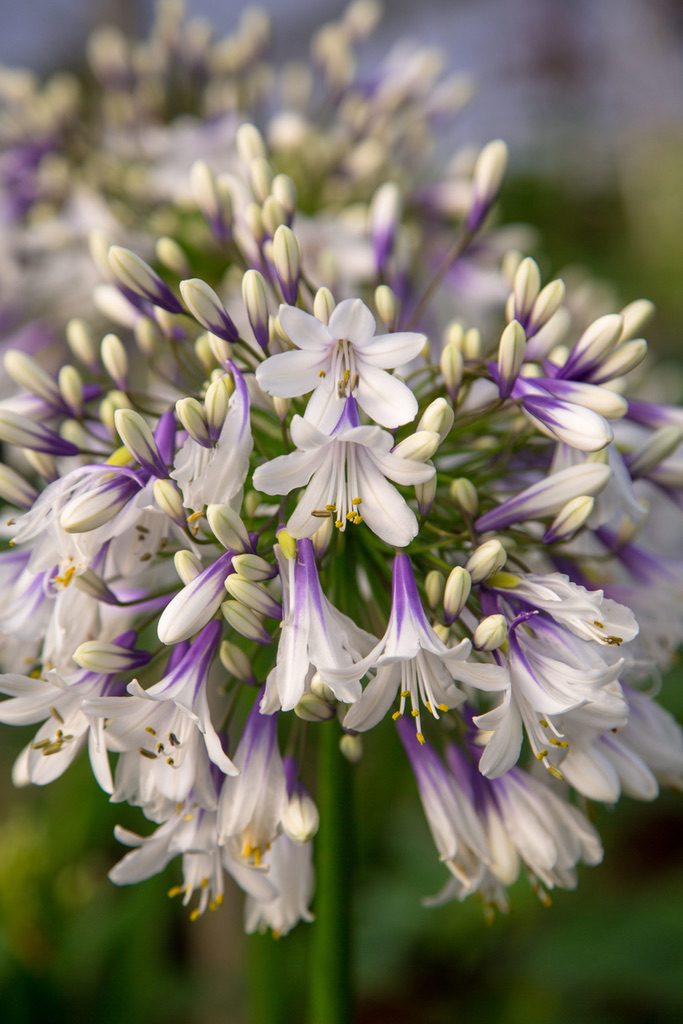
[0,1,682,1022]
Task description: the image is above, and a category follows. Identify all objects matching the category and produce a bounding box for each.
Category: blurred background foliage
[0,0,682,1021]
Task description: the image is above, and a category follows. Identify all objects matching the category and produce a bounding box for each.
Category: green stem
[308,721,353,1024]
[247,931,287,1024]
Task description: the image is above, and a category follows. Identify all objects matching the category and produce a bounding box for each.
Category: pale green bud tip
[294,693,336,722]
[473,614,508,651]
[282,792,320,843]
[174,550,203,585]
[443,565,471,622]
[374,284,397,325]
[450,478,478,517]
[418,397,454,442]
[425,570,445,609]
[545,495,595,544]
[465,539,507,584]
[339,733,363,764]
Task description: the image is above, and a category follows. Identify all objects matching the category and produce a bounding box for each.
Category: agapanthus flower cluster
[0,0,682,936]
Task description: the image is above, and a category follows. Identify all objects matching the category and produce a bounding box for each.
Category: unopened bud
[425,570,445,609]
[134,316,163,358]
[566,313,624,377]
[620,299,655,341]
[467,139,507,231]
[231,553,275,581]
[155,236,190,277]
[73,638,149,674]
[101,333,128,389]
[294,692,336,722]
[466,539,507,583]
[339,733,363,763]
[512,258,540,323]
[497,320,526,398]
[176,397,210,445]
[174,549,203,585]
[66,318,98,369]
[207,503,250,550]
[392,430,440,462]
[115,409,166,476]
[450,477,478,517]
[282,790,319,843]
[587,338,648,385]
[204,375,232,435]
[242,269,269,350]
[418,397,454,442]
[153,478,185,524]
[311,672,335,703]
[219,639,255,683]
[180,279,238,343]
[0,409,78,457]
[543,495,595,544]
[73,568,117,604]
[249,156,274,203]
[527,279,565,337]
[271,173,297,215]
[272,225,301,304]
[375,284,398,326]
[313,287,335,324]
[225,576,281,618]
[0,463,37,508]
[443,565,471,622]
[462,328,481,360]
[4,350,60,404]
[473,614,508,651]
[108,245,183,314]
[236,122,266,161]
[221,599,270,642]
[58,365,83,416]
[440,341,463,398]
[627,426,683,478]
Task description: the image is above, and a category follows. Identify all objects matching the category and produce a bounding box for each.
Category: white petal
[369,448,435,486]
[286,467,334,538]
[253,448,324,496]
[343,668,399,732]
[328,299,376,344]
[255,350,330,398]
[289,415,331,450]
[278,305,332,351]
[355,364,418,428]
[355,450,419,546]
[357,331,425,367]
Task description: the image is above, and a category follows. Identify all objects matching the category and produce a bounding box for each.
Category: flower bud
[221,600,270,643]
[66,318,98,369]
[115,409,166,476]
[425,570,445,609]
[134,316,163,358]
[261,195,287,237]
[527,279,565,337]
[339,733,363,763]
[4,350,60,404]
[440,340,463,398]
[450,478,478,517]
[565,313,624,377]
[543,495,595,544]
[462,328,481,360]
[587,338,648,385]
[208,332,232,366]
[473,614,508,651]
[512,258,540,323]
[374,284,398,326]
[155,236,190,277]
[0,463,38,508]
[467,139,507,231]
[108,245,183,314]
[225,576,281,618]
[418,397,454,442]
[443,565,471,623]
[73,638,150,673]
[191,160,233,240]
[392,430,440,462]
[101,333,128,389]
[236,122,266,161]
[415,474,437,516]
[231,553,275,581]
[73,568,117,604]
[241,269,269,350]
[497,320,526,398]
[176,397,210,445]
[619,299,655,341]
[272,225,301,304]
[310,672,335,702]
[282,790,319,843]
[249,156,274,203]
[153,478,185,524]
[0,409,78,457]
[58,365,84,416]
[294,692,336,722]
[204,375,232,436]
[22,450,57,481]
[180,279,238,343]
[370,181,401,272]
[271,173,297,215]
[627,426,682,479]
[313,287,335,324]
[466,539,507,584]
[207,503,250,551]
[174,550,203,585]
[219,639,255,683]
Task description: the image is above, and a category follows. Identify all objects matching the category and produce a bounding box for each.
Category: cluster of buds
[0,0,681,936]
